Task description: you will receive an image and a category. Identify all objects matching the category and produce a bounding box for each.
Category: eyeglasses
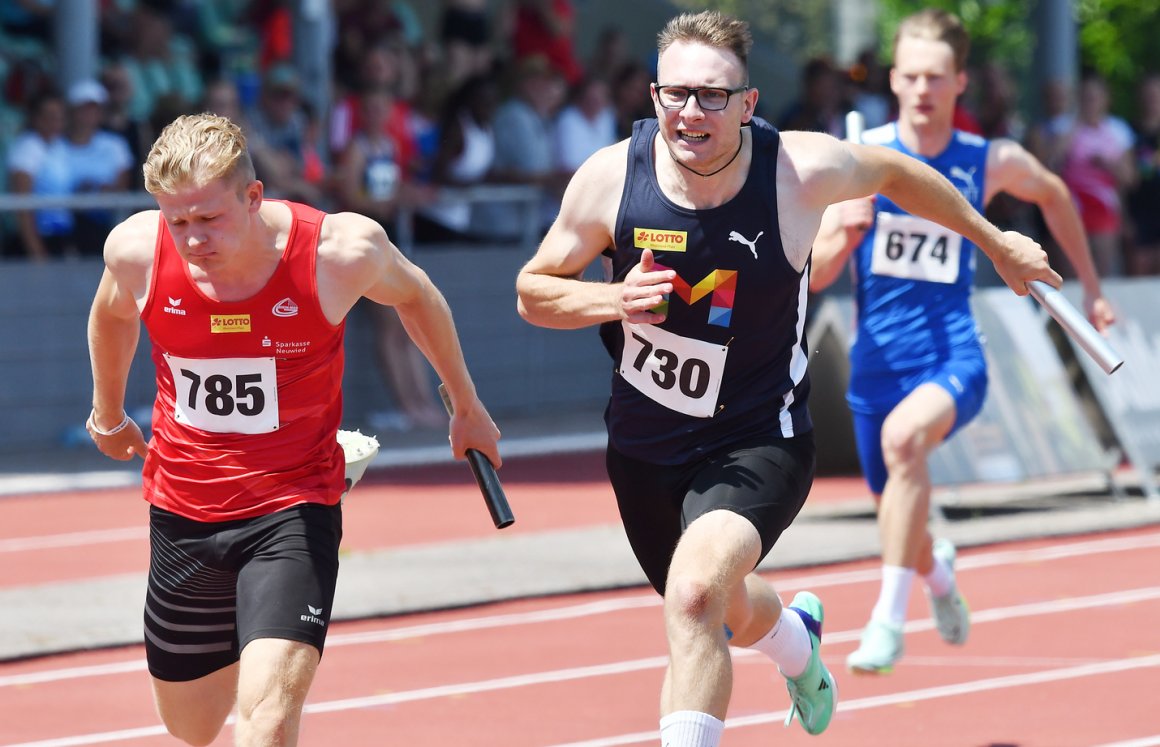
[654,84,748,111]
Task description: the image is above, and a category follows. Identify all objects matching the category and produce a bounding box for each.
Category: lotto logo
[634,228,687,252]
[210,314,251,333]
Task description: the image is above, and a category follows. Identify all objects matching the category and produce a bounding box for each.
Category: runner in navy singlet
[517,10,1064,746]
[810,9,1114,676]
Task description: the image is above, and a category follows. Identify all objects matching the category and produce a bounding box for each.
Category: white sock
[870,565,915,627]
[659,710,725,747]
[748,605,812,679]
[923,552,955,597]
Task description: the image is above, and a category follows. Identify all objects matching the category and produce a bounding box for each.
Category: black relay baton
[437,384,515,529]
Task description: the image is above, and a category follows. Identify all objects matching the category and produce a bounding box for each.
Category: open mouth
[678,130,709,143]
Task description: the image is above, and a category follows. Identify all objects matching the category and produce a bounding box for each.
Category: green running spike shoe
[782,591,837,735]
[846,619,904,675]
[927,538,970,645]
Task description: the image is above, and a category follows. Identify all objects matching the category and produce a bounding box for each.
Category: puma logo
[728,230,763,259]
[949,165,979,202]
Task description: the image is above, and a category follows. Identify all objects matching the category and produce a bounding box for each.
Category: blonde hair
[894,9,970,72]
[657,10,753,83]
[143,113,256,195]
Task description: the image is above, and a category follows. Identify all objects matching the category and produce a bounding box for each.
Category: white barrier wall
[806,283,1118,487]
[1062,278,1160,500]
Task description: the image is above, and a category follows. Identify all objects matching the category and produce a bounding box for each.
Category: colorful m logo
[653,263,738,327]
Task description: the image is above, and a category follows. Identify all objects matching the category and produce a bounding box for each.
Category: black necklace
[670,133,744,178]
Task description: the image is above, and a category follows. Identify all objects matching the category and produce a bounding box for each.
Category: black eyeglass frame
[652,84,750,111]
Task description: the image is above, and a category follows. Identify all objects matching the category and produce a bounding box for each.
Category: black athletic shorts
[606,433,816,595]
[144,502,343,682]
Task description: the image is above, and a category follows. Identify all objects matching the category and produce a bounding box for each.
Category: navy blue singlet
[601,117,812,465]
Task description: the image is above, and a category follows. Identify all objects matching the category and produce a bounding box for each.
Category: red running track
[2,452,1159,746]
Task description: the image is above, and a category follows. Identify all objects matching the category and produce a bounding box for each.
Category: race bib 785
[164,354,279,434]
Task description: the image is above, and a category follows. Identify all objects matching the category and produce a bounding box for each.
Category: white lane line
[9,652,1160,747]
[7,533,1160,688]
[0,528,146,553]
[545,654,1160,747]
[1093,738,1160,747]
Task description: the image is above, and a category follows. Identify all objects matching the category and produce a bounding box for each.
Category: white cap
[67,79,108,106]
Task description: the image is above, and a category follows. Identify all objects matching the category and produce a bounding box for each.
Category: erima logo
[272,297,299,317]
[300,605,326,627]
[728,230,763,259]
[634,227,687,252]
[164,297,187,316]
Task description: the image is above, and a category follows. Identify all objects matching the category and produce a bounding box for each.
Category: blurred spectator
[974,61,1024,141]
[244,63,328,206]
[332,88,447,434]
[5,90,77,260]
[587,26,632,86]
[1126,72,1160,276]
[474,55,568,241]
[333,0,423,83]
[438,0,493,87]
[99,62,152,189]
[611,59,653,139]
[0,0,52,42]
[200,77,246,122]
[1059,70,1136,276]
[63,79,133,255]
[247,0,293,70]
[552,75,616,172]
[416,73,499,244]
[509,0,583,86]
[118,4,204,122]
[332,86,435,234]
[1026,77,1074,172]
[778,56,845,137]
[973,62,1031,234]
[848,48,892,130]
[366,300,449,434]
[329,42,420,173]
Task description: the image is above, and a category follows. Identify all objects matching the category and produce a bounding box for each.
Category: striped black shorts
[144,502,342,682]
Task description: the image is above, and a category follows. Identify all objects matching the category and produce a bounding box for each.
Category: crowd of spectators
[2,2,1158,278]
[0,0,653,261]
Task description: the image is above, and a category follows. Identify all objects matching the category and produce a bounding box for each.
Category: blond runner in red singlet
[86,112,500,746]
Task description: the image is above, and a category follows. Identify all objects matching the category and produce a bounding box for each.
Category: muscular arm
[784,131,1061,295]
[87,213,157,459]
[516,141,676,329]
[809,199,873,292]
[986,139,1114,330]
[320,214,501,465]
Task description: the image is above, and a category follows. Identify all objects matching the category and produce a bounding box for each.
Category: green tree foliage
[668,0,833,64]
[1075,0,1160,115]
[877,0,1160,116]
[875,0,1033,81]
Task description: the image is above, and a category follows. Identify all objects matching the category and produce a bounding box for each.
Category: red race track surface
[2,452,1159,746]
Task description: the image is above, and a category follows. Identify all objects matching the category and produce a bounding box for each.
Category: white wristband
[88,411,132,437]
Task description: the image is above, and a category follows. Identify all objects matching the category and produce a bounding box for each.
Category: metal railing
[0,184,547,254]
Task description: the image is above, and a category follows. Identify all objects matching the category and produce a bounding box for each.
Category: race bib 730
[619,322,727,418]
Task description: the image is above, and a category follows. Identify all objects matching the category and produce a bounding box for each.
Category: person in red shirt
[511,0,584,85]
[85,112,500,746]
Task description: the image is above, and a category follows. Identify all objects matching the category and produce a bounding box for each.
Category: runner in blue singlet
[811,8,1115,676]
